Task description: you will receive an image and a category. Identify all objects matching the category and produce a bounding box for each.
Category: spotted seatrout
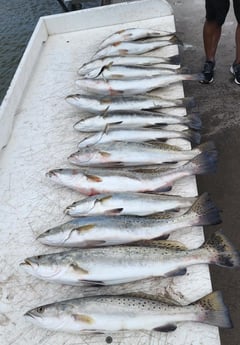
[69,141,213,167]
[46,149,217,195]
[78,55,180,76]
[99,28,175,49]
[65,192,197,217]
[21,231,239,285]
[24,291,232,333]
[74,111,201,132]
[37,193,220,248]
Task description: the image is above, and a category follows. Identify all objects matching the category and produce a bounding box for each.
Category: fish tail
[185,192,221,226]
[183,149,218,175]
[177,97,196,109]
[194,291,233,328]
[169,35,183,46]
[183,113,202,130]
[182,129,201,145]
[167,54,181,65]
[202,229,240,268]
[182,73,205,82]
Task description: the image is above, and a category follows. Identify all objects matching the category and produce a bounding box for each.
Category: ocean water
[0,0,101,104]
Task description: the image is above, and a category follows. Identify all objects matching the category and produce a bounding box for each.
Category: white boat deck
[0,1,220,344]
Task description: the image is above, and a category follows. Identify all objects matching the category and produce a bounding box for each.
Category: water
[0,0,101,104]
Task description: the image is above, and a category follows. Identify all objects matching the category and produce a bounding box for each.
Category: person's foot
[199,60,215,84]
[230,63,240,85]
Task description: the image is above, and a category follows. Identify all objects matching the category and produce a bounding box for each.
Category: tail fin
[177,97,196,109]
[166,54,181,65]
[181,129,201,145]
[183,113,202,130]
[202,229,240,268]
[184,192,221,226]
[183,149,218,175]
[169,35,183,46]
[194,291,233,328]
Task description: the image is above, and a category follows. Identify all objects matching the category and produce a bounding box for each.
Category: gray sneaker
[230,63,240,85]
[200,61,215,84]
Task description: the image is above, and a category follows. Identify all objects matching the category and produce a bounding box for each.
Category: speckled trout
[24,291,232,333]
[21,231,239,285]
[65,192,197,217]
[75,73,203,96]
[74,111,201,132]
[65,94,195,114]
[77,128,201,148]
[78,55,180,76]
[99,28,175,49]
[46,149,217,195]
[93,37,180,59]
[37,193,220,248]
[69,141,212,167]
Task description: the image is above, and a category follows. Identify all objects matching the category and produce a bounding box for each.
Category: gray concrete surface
[167,1,240,344]
[109,1,240,344]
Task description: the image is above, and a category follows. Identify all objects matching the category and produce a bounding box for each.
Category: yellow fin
[73,314,94,324]
[75,224,95,233]
[85,174,102,182]
[70,263,89,275]
[100,151,111,158]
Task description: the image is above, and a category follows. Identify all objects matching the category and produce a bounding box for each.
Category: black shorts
[206,0,240,25]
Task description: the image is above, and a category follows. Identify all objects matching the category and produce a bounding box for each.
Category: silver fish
[46,148,217,195]
[65,193,197,217]
[99,27,175,49]
[84,64,189,80]
[24,291,232,333]
[93,38,179,59]
[77,128,201,148]
[74,111,201,132]
[37,193,220,248]
[65,94,195,114]
[75,73,202,96]
[21,230,238,286]
[78,55,180,76]
[69,141,211,167]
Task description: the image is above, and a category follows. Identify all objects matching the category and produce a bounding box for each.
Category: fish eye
[36,306,45,313]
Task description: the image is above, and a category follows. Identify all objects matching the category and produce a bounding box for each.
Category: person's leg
[200,0,230,83]
[231,0,240,84]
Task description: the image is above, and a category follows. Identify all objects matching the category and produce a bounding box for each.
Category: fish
[69,141,212,167]
[93,38,180,59]
[78,55,181,76]
[24,291,232,333]
[65,94,196,113]
[46,148,217,195]
[99,27,175,49]
[21,230,239,286]
[77,128,201,148]
[65,193,197,217]
[37,192,220,248]
[84,64,189,80]
[74,111,202,132]
[75,73,203,96]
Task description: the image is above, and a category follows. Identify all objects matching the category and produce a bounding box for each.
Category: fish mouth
[20,259,35,268]
[46,170,58,178]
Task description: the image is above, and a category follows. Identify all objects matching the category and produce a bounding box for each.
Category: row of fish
[22,26,237,335]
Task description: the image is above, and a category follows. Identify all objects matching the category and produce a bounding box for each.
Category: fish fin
[99,151,111,158]
[153,185,172,193]
[104,208,124,215]
[133,239,186,250]
[85,174,102,182]
[167,54,181,65]
[81,279,106,285]
[181,129,201,145]
[74,224,96,233]
[122,292,181,306]
[96,195,112,203]
[184,150,218,175]
[164,268,187,277]
[153,324,177,332]
[184,192,221,226]
[148,211,174,219]
[203,229,240,268]
[194,291,233,328]
[70,264,89,275]
[169,35,183,46]
[82,240,107,247]
[152,234,170,240]
[118,49,129,56]
[184,112,202,130]
[178,97,196,109]
[73,314,94,324]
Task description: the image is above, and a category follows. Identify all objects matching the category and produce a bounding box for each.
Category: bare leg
[235,24,240,64]
[203,20,222,62]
